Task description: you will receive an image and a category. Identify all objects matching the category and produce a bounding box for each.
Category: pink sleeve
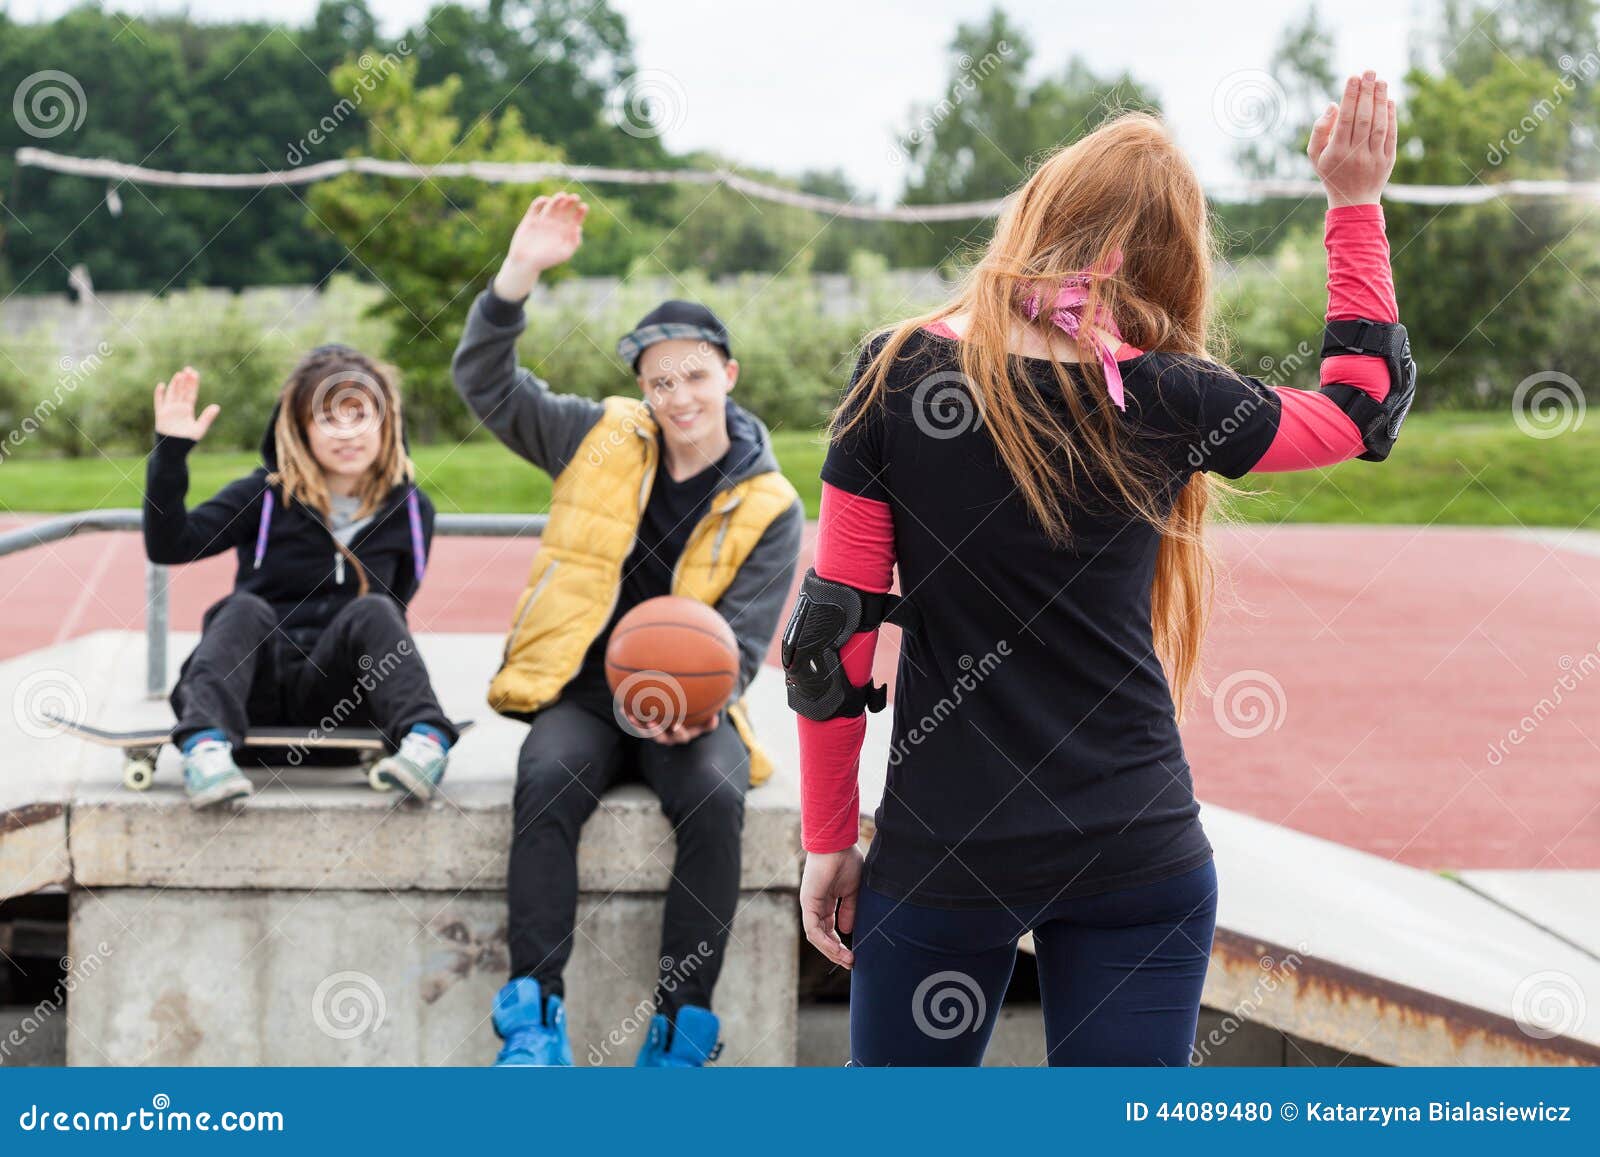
[797,481,896,854]
[1320,202,1397,398]
[1253,203,1398,473]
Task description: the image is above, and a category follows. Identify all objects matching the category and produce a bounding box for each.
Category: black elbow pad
[781,568,916,722]
[1318,320,1417,462]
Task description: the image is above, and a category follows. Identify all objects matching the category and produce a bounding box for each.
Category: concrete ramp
[1201,808,1600,1065]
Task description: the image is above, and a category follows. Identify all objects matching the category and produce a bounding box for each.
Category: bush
[510,255,942,435]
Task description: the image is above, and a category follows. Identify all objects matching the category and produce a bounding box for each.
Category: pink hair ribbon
[1022,254,1128,411]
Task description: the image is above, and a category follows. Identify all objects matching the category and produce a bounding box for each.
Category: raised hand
[153,366,220,442]
[1308,70,1397,209]
[493,192,589,300]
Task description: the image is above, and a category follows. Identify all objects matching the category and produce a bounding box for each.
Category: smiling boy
[451,192,803,1067]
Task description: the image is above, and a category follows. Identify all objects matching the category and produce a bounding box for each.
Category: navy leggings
[849,859,1217,1066]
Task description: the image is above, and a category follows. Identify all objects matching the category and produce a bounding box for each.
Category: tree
[1223,1,1600,407]
[895,9,1160,266]
[0,0,667,293]
[0,9,203,294]
[1219,6,1338,258]
[300,0,381,74]
[307,56,637,438]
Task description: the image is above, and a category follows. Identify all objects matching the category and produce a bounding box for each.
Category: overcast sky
[12,0,1431,199]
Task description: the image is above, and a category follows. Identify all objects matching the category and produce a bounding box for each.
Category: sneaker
[634,1005,722,1068]
[371,728,448,801]
[492,977,573,1066]
[181,739,254,809]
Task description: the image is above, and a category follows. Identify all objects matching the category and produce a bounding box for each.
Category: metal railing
[0,509,548,697]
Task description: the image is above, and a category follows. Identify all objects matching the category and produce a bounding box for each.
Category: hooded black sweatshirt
[143,402,436,650]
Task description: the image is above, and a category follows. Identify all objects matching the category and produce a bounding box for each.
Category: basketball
[605,596,740,732]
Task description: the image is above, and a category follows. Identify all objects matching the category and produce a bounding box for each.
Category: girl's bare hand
[1308,70,1397,208]
[153,367,220,441]
[800,847,863,969]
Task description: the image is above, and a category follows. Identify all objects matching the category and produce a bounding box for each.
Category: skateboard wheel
[368,765,393,792]
[124,758,155,792]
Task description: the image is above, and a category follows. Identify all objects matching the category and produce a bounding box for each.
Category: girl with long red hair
[787,71,1408,1065]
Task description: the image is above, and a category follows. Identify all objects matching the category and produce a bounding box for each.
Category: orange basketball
[605,596,740,732]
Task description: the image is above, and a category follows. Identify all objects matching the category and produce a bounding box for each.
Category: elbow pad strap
[781,568,917,722]
[1319,319,1417,462]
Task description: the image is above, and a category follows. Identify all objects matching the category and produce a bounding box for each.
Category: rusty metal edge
[0,801,65,834]
[1,802,70,902]
[1214,927,1600,1066]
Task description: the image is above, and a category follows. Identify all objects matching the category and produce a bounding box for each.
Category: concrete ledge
[0,633,122,901]
[9,631,804,896]
[69,888,796,1066]
[8,631,808,1066]
[69,782,800,893]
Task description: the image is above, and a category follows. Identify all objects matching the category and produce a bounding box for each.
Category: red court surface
[3,516,1598,872]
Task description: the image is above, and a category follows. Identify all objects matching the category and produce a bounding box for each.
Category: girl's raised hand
[494,192,589,299]
[153,366,220,442]
[1308,70,1397,208]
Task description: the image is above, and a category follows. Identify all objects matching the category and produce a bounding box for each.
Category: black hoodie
[143,402,436,649]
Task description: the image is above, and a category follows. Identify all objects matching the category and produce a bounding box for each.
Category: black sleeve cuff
[152,433,198,460]
[480,286,528,327]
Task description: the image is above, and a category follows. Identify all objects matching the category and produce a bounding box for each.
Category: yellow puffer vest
[489,397,799,787]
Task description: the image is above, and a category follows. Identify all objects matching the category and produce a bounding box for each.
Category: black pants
[508,697,749,1015]
[171,591,455,752]
[849,860,1218,1066]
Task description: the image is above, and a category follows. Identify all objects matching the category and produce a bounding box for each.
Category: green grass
[1230,413,1600,527]
[2,415,1595,528]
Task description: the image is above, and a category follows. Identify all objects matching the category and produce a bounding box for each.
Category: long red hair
[835,111,1230,718]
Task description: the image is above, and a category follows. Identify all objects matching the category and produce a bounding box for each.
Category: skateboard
[49,716,475,793]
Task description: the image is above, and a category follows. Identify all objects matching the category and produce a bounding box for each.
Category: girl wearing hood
[143,344,458,808]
